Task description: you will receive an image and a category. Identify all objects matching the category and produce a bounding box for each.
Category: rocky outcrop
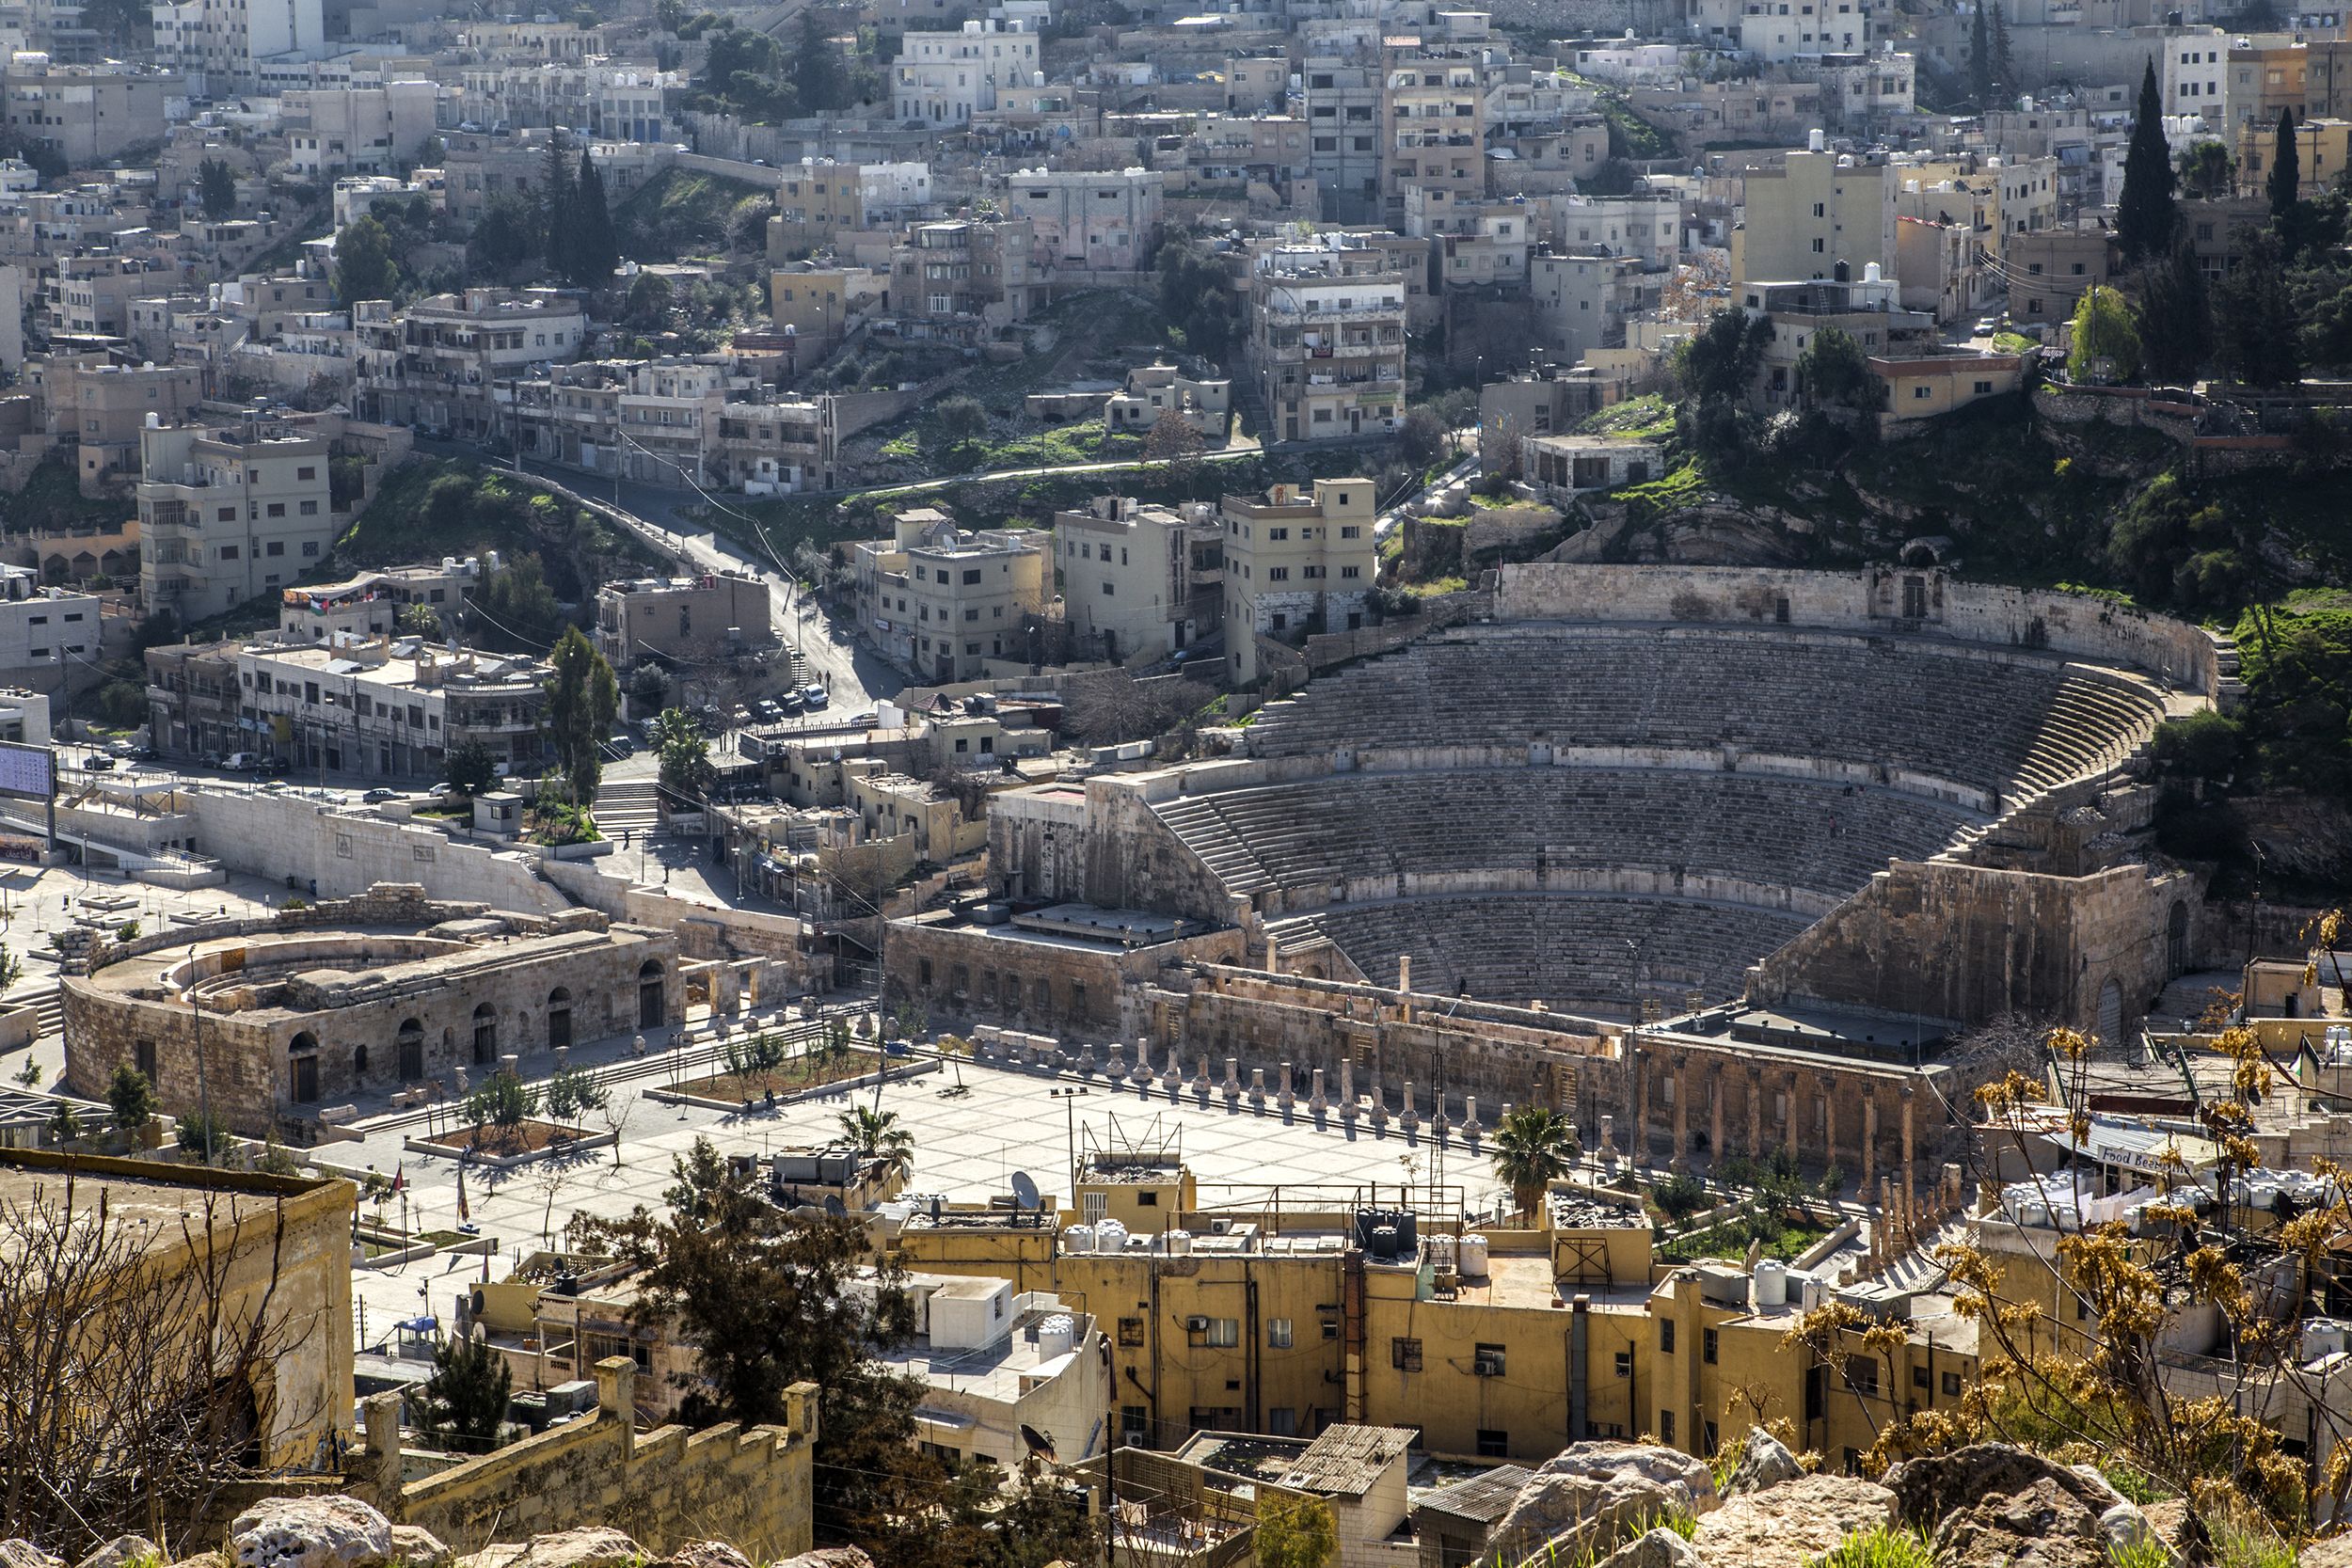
[386,1529,452,1568]
[1487,1441,1719,1566]
[652,1546,750,1568]
[1691,1473,1897,1568]
[771,1554,876,1568]
[72,1536,159,1568]
[230,1498,395,1568]
[458,1529,644,1568]
[1595,1527,1705,1568]
[1,1542,65,1568]
[1723,1429,1803,1497]
[1883,1445,2137,1568]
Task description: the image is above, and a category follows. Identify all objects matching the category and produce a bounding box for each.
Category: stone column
[1339,1057,1358,1120]
[1076,1042,1098,1077]
[1105,1041,1129,1085]
[1819,1076,1839,1187]
[1670,1066,1690,1170]
[1900,1086,1918,1199]
[1368,1069,1389,1130]
[1863,1086,1880,1190]
[1166,1045,1184,1090]
[1223,1057,1241,1104]
[1708,1067,1724,1166]
[1631,1048,1650,1167]
[1432,1088,1451,1141]
[1194,1054,1212,1093]
[1462,1096,1482,1139]
[1745,1067,1763,1159]
[1276,1060,1295,1113]
[1309,1068,1327,1115]
[1400,1080,1420,1132]
[1783,1070,1801,1157]
[1248,1067,1266,1109]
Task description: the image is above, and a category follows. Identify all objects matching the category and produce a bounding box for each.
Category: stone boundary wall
[1294,585,1492,674]
[184,789,567,915]
[1494,564,2223,696]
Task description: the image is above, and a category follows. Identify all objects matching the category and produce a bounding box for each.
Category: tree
[1653,1170,1708,1226]
[1255,1493,1339,1568]
[1142,411,1208,491]
[469,552,566,651]
[469,193,540,275]
[415,1330,512,1452]
[568,1138,935,1547]
[465,1070,538,1150]
[2174,139,2235,201]
[1990,3,2014,103]
[626,271,674,329]
[1795,324,1883,411]
[570,150,618,286]
[545,626,619,809]
[2117,60,2180,265]
[1676,307,1769,404]
[1490,1104,1580,1216]
[2213,227,2302,386]
[0,1172,326,1556]
[654,706,713,798]
[2067,285,2142,384]
[793,8,848,112]
[398,601,442,637]
[445,736,499,798]
[542,1063,611,1123]
[1967,1,1992,106]
[197,156,236,220]
[333,214,398,305]
[929,396,989,459]
[541,134,577,281]
[2133,240,2212,386]
[107,1063,155,1134]
[1155,239,1243,364]
[173,1107,233,1164]
[2266,106,2300,220]
[836,1105,914,1184]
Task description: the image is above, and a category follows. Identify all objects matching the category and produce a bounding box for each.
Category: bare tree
[0,1171,328,1556]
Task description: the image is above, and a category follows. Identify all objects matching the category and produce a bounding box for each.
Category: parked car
[730,705,753,726]
[754,699,783,721]
[606,733,636,756]
[82,754,116,771]
[263,756,293,775]
[425,782,455,800]
[361,787,400,803]
[775,689,803,712]
[223,751,260,771]
[801,685,829,709]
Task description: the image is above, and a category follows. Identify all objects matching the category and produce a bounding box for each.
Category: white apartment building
[893,19,1038,126]
[235,638,550,780]
[2164,36,2228,117]
[149,0,326,93]
[0,564,99,694]
[1050,495,1223,665]
[353,289,587,441]
[1247,236,1408,443]
[1733,0,1876,60]
[136,420,336,624]
[1,57,184,166]
[1545,193,1688,265]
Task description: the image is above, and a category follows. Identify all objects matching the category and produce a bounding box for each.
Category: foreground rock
[75,1536,160,1568]
[1,1542,64,1568]
[772,1554,875,1568]
[230,1498,394,1568]
[386,1529,451,1568]
[1723,1429,1803,1497]
[1488,1441,1720,1565]
[459,1530,644,1568]
[1596,1527,1705,1568]
[1691,1473,1897,1568]
[1884,1445,2136,1568]
[652,1546,749,1568]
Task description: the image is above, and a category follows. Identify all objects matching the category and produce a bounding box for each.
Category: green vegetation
[1573,394,1676,439]
[172,1107,233,1164]
[0,452,134,540]
[1491,1105,1581,1215]
[1255,1493,1340,1568]
[338,458,663,607]
[613,166,771,261]
[1658,1211,1836,1263]
[414,1331,513,1452]
[1816,1527,1936,1568]
[106,1064,155,1133]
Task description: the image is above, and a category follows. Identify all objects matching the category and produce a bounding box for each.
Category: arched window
[637,960,665,1030]
[288,1032,320,1104]
[397,1018,425,1082]
[547,987,573,1052]
[472,1003,499,1066]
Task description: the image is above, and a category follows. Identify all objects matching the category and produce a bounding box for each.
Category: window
[1476,1429,1509,1458]
[1660,1409,1676,1445]
[303,540,320,556]
[1268,1318,1293,1349]
[1198,1317,1240,1348]
[297,466,316,481]
[1120,1405,1148,1443]
[1942,1370,1963,1396]
[301,499,319,515]
[265,541,284,557]
[1614,1351,1633,1378]
[1912,1366,1931,1390]
[135,1038,158,1083]
[1845,1354,1880,1397]
[266,503,285,518]
[1391,1337,1422,1371]
[1340,565,1360,578]
[1474,1343,1506,1376]
[1974,380,1994,395]
[1812,237,1825,253]
[1340,525,1360,538]
[1660,1320,1676,1354]
[218,545,239,560]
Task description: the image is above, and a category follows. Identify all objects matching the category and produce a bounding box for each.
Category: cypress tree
[541,133,575,279]
[2266,107,2300,220]
[1991,5,2015,103]
[2134,239,2211,387]
[2116,59,2179,265]
[572,149,618,286]
[1968,3,1993,107]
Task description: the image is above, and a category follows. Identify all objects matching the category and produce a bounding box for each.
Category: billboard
[0,741,53,803]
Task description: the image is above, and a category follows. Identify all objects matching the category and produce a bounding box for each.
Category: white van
[223,752,260,770]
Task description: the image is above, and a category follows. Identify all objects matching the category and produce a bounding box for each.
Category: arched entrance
[638,960,665,1029]
[547,988,572,1052]
[398,1018,425,1081]
[288,1032,320,1104]
[471,1003,499,1065]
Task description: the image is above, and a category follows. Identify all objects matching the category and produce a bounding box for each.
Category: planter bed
[402,1117,615,1170]
[646,1055,938,1113]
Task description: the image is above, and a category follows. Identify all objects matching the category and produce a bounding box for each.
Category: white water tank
[1166,1228,1193,1256]
[1096,1218,1129,1254]
[1456,1233,1490,1275]
[1864,261,1882,283]
[1035,1313,1075,1357]
[2302,1319,2348,1363]
[1799,1274,1827,1312]
[1063,1224,1094,1256]
[1754,1259,1788,1308]
[1807,127,1826,152]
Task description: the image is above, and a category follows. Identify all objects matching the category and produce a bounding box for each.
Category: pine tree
[571,149,618,285]
[793,9,847,114]
[2266,107,2300,220]
[2133,240,2212,387]
[416,1332,513,1452]
[1968,3,1993,107]
[2117,59,2179,265]
[540,133,575,280]
[1991,5,2015,104]
[2213,226,2301,387]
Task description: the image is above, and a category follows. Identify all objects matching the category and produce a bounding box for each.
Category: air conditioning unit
[1184,1315,1211,1333]
[1472,1352,1504,1377]
[1210,1218,1232,1235]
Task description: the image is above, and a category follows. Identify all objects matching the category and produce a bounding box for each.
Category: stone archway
[638,960,666,1029]
[288,1032,320,1104]
[547,987,573,1052]
[398,1018,425,1081]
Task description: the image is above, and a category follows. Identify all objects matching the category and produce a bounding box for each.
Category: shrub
[1816,1526,1936,1568]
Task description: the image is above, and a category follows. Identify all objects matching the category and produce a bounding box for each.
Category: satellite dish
[1010,1171,1041,1211]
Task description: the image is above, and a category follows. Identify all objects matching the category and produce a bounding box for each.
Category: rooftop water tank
[1062,1224,1094,1256]
[1754,1258,1788,1308]
[1035,1313,1075,1358]
[1456,1233,1489,1275]
[1096,1218,1129,1255]
[1165,1228,1193,1256]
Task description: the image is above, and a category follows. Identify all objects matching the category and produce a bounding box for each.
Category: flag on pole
[455,1160,470,1225]
[391,1162,405,1194]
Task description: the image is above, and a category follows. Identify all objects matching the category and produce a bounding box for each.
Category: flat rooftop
[875,1306,1085,1404]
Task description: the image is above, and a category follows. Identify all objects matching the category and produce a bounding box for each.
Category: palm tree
[1491,1105,1580,1217]
[837,1105,914,1184]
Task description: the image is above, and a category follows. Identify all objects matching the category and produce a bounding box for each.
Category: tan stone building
[1051,494,1224,666]
[594,570,774,670]
[46,357,203,493]
[136,420,337,624]
[852,508,1047,683]
[1220,478,1377,685]
[61,886,681,1134]
[1247,235,1410,444]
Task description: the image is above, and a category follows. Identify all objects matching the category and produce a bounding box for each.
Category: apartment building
[888,217,1038,331]
[1051,495,1224,665]
[1893,153,2058,250]
[0,57,183,166]
[2164,35,2229,118]
[1729,139,1897,287]
[53,252,174,338]
[893,18,1038,126]
[0,563,98,692]
[453,60,675,142]
[135,420,336,624]
[275,561,483,644]
[233,639,550,779]
[1301,58,1382,221]
[770,261,882,362]
[1220,478,1375,686]
[149,0,325,93]
[994,166,1163,276]
[281,82,439,178]
[1102,361,1231,438]
[2237,113,2352,199]
[352,289,588,441]
[767,160,866,258]
[2003,225,2115,325]
[1381,46,1486,223]
[47,357,202,493]
[1247,235,1408,445]
[852,508,1047,683]
[594,571,774,671]
[1528,249,1666,360]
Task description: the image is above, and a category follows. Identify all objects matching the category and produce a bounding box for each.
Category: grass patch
[1573,394,1676,439]
[338,457,665,597]
[676,1047,883,1101]
[1992,330,2039,355]
[1659,1210,1836,1263]
[0,452,132,538]
[1815,1526,1936,1568]
[613,166,770,260]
